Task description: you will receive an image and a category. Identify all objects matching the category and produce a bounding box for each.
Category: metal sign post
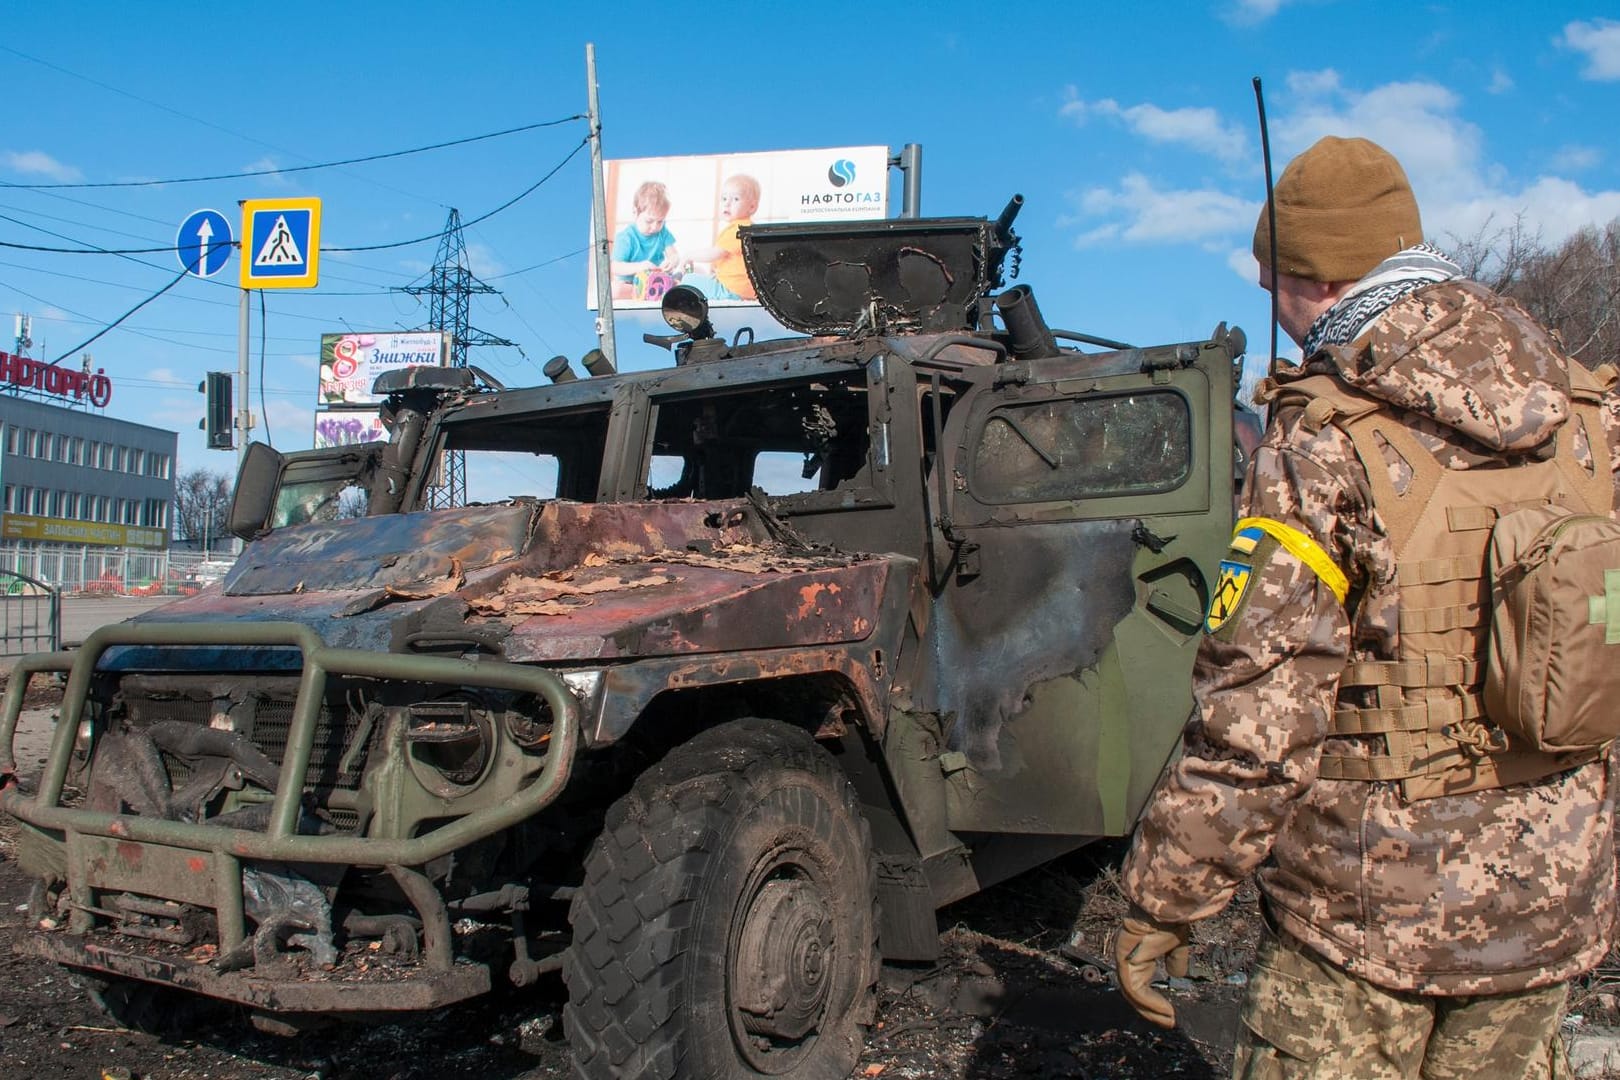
[586,44,617,373]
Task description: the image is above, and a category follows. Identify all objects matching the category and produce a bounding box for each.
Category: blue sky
[3,2,1618,479]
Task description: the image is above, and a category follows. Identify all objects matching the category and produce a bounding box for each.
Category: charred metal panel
[929,519,1138,772]
[481,554,892,661]
[741,218,1009,336]
[226,502,537,597]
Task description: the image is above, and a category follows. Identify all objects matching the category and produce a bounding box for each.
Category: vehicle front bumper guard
[0,621,579,1006]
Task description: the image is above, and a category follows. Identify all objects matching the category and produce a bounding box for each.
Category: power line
[2,116,586,191]
[484,245,591,279]
[328,136,589,253]
[2,138,589,258]
[48,264,197,363]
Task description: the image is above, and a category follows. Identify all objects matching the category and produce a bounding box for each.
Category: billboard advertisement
[591,145,890,311]
[318,331,448,407]
[314,409,388,448]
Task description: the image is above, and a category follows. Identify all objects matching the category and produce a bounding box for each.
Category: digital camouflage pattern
[1233,924,1571,1079]
[1122,279,1619,995]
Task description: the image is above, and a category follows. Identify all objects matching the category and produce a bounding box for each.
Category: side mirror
[661,285,714,340]
[229,442,285,540]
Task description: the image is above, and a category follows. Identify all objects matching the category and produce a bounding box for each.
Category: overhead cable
[328,136,589,253]
[48,262,197,363]
[2,139,589,258]
[1,116,586,190]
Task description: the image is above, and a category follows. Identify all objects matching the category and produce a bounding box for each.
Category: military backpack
[1268,360,1620,800]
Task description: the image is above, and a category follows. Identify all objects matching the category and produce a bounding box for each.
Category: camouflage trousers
[1232,925,1570,1080]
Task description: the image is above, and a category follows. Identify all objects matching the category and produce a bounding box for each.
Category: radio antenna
[1253,76,1279,373]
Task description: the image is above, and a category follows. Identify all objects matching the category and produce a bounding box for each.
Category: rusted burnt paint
[592,643,889,745]
[225,502,538,597]
[494,560,890,662]
[116,841,143,869]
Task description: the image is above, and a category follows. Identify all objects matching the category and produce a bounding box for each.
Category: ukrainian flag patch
[1206,559,1253,634]
[1229,524,1264,556]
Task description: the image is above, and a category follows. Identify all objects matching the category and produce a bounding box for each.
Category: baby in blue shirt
[612,181,681,300]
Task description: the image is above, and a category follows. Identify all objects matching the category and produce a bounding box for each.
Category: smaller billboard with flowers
[318,331,448,407]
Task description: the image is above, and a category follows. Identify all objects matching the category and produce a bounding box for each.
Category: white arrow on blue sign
[176,208,233,278]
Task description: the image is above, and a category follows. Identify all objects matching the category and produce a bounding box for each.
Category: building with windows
[0,390,177,592]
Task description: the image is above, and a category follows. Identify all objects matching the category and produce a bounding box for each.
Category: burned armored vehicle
[1,200,1243,1078]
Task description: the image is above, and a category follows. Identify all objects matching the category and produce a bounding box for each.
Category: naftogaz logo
[827,159,857,187]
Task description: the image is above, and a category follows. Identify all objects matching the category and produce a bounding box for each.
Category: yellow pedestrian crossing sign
[240,197,321,289]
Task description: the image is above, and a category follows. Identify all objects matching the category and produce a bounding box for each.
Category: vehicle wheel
[84,975,230,1035]
[564,717,879,1080]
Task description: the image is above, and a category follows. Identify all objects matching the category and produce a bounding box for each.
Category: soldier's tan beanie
[1252,136,1422,283]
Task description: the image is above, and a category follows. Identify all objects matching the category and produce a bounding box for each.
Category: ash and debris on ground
[4,671,1620,1079]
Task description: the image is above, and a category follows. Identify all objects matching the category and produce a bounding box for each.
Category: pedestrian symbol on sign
[240,197,322,289]
[254,215,304,266]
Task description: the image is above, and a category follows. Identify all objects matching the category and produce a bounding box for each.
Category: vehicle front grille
[119,685,378,794]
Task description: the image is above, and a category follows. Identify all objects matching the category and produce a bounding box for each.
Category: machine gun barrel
[994,194,1024,245]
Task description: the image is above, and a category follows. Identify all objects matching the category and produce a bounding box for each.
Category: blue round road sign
[176,209,233,278]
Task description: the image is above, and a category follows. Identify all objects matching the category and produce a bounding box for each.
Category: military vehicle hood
[1297,279,1574,454]
[133,500,895,664]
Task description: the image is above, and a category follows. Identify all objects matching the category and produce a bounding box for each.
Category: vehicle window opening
[645,373,872,500]
[971,391,1192,504]
[442,403,612,503]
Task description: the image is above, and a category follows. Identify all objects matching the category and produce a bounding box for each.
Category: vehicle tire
[564,717,879,1080]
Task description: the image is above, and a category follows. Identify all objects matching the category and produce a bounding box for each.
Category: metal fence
[0,542,229,597]
[0,568,59,656]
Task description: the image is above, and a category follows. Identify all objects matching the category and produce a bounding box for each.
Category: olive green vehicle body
[0,210,1242,1032]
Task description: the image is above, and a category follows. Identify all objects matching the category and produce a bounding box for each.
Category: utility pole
[237,285,249,476]
[586,43,617,373]
[399,209,515,509]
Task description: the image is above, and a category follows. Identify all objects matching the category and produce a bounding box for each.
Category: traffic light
[200,372,233,450]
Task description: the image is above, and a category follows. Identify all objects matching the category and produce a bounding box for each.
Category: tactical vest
[1268,361,1615,801]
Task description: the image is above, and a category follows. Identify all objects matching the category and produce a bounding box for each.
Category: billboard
[314,410,388,448]
[591,145,890,311]
[318,331,448,407]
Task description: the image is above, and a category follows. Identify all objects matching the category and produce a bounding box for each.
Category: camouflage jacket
[1121,280,1618,995]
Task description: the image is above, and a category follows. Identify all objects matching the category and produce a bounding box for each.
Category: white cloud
[1487,68,1514,95]
[1223,0,1293,25]
[1551,145,1601,172]
[1436,177,1620,251]
[465,242,507,279]
[1226,247,1259,284]
[1264,69,1620,246]
[1061,92,1247,163]
[242,156,292,187]
[1058,69,1620,264]
[1064,173,1257,247]
[1274,73,1485,198]
[1560,18,1620,81]
[2,150,82,182]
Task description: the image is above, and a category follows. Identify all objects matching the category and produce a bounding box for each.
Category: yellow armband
[1206,516,1348,635]
[1232,516,1349,604]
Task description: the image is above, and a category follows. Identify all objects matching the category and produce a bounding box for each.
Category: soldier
[1114,134,1619,1078]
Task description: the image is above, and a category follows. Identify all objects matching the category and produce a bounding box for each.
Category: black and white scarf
[1300,243,1463,357]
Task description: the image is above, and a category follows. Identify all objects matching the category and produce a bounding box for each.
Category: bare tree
[174,469,232,553]
[1445,217,1620,370]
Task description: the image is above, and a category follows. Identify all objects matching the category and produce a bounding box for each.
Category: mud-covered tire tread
[563,718,879,1080]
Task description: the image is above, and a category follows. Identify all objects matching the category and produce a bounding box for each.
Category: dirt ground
[2,678,1617,1080]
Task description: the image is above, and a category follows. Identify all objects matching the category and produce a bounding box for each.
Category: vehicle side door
[929,340,1235,837]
